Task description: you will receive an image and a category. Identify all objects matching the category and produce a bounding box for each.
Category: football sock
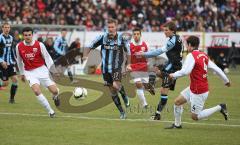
[36,94,54,114]
[67,70,73,82]
[119,86,127,100]
[156,94,168,113]
[111,93,124,113]
[174,104,183,126]
[149,72,156,87]
[10,83,18,100]
[197,105,221,120]
[136,88,147,107]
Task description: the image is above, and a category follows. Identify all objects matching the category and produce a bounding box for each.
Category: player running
[136,21,183,120]
[0,23,18,103]
[166,36,230,129]
[16,27,60,117]
[83,18,130,119]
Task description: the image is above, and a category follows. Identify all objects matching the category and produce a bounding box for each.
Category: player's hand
[225,82,231,87]
[126,64,132,72]
[1,61,8,69]
[20,75,26,82]
[169,73,174,79]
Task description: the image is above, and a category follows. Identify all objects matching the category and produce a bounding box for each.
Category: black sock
[10,84,18,100]
[112,94,124,113]
[149,74,156,86]
[119,86,127,100]
[67,70,73,82]
[157,94,168,113]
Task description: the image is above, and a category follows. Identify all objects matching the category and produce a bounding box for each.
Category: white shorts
[130,71,149,83]
[24,65,55,88]
[181,87,209,114]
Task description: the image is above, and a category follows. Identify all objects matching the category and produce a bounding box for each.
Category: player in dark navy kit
[83,18,131,119]
[136,21,184,120]
[0,23,18,103]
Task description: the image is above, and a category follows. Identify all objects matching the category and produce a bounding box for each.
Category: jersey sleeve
[172,53,195,78]
[208,60,230,84]
[87,35,103,49]
[15,43,24,75]
[143,35,176,58]
[40,42,55,70]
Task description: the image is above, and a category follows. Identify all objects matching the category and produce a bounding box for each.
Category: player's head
[132,27,141,42]
[22,27,33,43]
[186,36,200,52]
[163,21,176,37]
[61,28,67,37]
[1,22,11,35]
[107,18,117,38]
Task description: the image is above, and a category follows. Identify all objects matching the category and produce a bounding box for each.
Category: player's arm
[83,35,103,60]
[0,37,5,63]
[15,44,26,82]
[53,37,64,55]
[124,41,132,71]
[170,53,195,79]
[208,60,230,86]
[138,36,176,58]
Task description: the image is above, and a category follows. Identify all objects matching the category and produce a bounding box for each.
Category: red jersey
[130,41,148,71]
[190,50,209,94]
[17,41,45,70]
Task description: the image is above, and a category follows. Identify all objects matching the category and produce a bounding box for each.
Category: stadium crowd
[0,0,239,32]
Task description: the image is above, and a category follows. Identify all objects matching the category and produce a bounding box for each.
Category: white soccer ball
[224,68,230,74]
[73,87,87,100]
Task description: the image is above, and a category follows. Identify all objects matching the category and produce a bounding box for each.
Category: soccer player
[53,29,74,83]
[166,36,230,129]
[136,21,183,120]
[16,27,60,117]
[129,28,150,108]
[83,18,130,119]
[0,23,18,103]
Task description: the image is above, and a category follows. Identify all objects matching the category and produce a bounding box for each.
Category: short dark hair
[163,21,177,32]
[22,27,33,34]
[107,18,117,25]
[186,36,200,48]
[61,28,67,32]
[133,27,141,35]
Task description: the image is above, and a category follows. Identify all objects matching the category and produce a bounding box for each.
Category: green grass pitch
[0,69,240,145]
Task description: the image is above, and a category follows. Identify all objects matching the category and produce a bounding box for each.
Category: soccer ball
[73,87,87,100]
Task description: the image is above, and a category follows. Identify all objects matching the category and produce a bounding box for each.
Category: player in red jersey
[16,27,60,117]
[166,36,230,129]
[129,28,150,108]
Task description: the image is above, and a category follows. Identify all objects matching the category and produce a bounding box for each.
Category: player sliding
[136,21,183,120]
[166,36,230,129]
[16,27,60,117]
[83,18,131,119]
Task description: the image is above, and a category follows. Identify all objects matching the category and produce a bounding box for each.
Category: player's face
[23,31,33,43]
[108,22,117,38]
[61,31,67,37]
[186,43,193,52]
[163,27,174,37]
[2,24,10,35]
[133,31,141,42]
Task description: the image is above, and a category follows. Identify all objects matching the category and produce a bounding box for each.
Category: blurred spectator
[44,37,55,58]
[216,51,229,71]
[228,42,240,69]
[0,0,239,32]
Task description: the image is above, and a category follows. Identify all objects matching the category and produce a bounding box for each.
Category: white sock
[174,104,183,126]
[36,94,54,114]
[197,105,221,120]
[136,88,148,107]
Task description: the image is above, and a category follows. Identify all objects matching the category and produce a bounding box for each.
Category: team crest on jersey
[141,47,146,51]
[33,47,38,53]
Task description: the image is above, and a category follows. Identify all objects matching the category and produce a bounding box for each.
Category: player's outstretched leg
[9,83,18,104]
[152,94,168,120]
[220,104,229,120]
[111,93,126,119]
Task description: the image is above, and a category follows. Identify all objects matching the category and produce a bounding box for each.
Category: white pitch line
[0,112,240,128]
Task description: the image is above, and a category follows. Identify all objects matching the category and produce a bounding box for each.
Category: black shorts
[103,71,122,86]
[0,65,17,81]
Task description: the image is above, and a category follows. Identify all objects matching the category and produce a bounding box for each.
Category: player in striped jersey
[83,18,131,119]
[0,23,18,103]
